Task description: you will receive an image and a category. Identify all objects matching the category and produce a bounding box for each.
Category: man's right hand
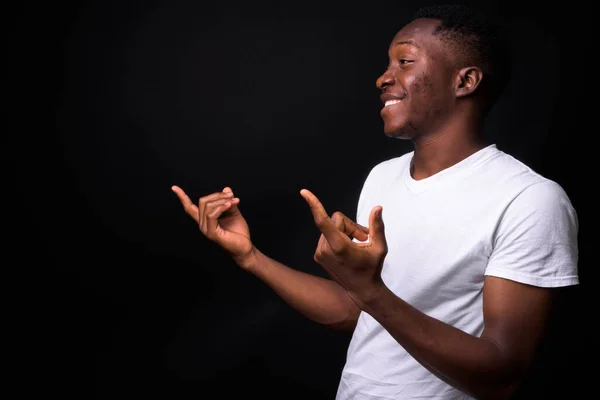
[171,185,255,269]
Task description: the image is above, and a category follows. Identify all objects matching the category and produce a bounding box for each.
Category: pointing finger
[300,189,346,251]
[172,185,199,223]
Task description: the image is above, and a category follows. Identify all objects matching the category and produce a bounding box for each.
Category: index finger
[172,185,199,221]
[300,189,347,250]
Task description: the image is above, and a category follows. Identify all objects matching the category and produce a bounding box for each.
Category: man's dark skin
[172,18,554,400]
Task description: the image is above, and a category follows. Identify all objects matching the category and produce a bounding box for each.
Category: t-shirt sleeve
[484,180,579,287]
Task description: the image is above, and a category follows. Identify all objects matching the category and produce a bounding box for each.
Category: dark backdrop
[9,0,591,399]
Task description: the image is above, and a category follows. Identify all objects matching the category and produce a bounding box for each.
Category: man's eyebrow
[394,39,419,48]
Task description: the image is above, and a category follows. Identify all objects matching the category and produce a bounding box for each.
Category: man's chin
[383,125,412,140]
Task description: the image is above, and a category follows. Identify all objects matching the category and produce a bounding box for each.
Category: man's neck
[409,123,488,181]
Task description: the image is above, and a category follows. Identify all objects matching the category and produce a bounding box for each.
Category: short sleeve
[484,180,579,287]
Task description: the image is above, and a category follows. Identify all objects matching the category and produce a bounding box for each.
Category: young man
[172,4,578,399]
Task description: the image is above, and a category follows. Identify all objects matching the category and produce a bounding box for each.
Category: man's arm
[360,183,575,399]
[361,276,554,400]
[299,182,577,400]
[241,247,361,332]
[171,185,362,333]
[354,181,577,399]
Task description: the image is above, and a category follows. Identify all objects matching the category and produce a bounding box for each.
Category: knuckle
[377,245,388,257]
[314,216,326,227]
[314,250,322,262]
[331,243,346,255]
[203,228,215,239]
[207,199,224,211]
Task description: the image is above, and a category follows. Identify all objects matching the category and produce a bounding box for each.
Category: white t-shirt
[336,144,579,400]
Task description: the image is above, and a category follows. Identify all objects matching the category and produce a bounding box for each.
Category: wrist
[234,246,259,272]
[352,282,390,311]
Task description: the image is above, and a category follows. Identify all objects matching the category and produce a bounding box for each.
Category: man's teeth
[385,99,402,107]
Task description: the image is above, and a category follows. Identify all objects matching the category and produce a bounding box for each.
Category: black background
[8,0,591,398]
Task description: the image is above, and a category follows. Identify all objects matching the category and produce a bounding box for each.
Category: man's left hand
[300,189,388,306]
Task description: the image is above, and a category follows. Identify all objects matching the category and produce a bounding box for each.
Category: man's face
[376,18,457,140]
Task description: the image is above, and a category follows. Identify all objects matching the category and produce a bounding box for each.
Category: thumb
[368,206,386,245]
[223,187,241,212]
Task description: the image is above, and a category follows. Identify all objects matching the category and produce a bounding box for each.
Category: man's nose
[376,69,395,90]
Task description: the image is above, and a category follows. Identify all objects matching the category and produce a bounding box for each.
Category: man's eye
[400,59,411,65]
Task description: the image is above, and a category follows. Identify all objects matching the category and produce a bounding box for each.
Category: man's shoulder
[478,148,575,213]
[476,147,553,189]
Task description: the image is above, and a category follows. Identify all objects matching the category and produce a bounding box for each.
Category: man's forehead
[392,18,441,47]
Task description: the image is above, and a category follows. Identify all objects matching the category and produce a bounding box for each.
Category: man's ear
[455,66,483,98]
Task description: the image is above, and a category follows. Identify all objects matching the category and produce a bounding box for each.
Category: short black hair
[412,4,512,113]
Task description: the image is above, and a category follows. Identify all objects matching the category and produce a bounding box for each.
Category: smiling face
[376,18,459,140]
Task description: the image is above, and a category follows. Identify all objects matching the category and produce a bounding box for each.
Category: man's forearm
[241,247,361,331]
[360,287,518,400]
